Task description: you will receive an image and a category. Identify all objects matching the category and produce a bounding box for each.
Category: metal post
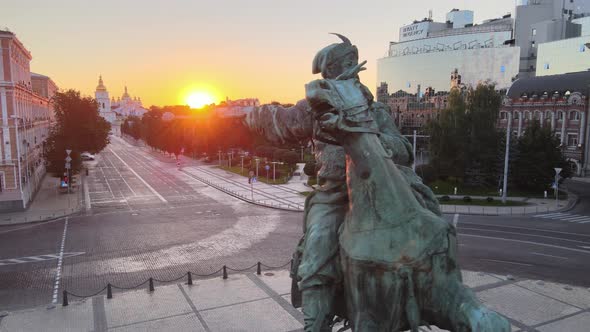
[255,159,259,178]
[187,272,193,285]
[62,290,69,306]
[412,130,417,171]
[273,162,276,181]
[241,156,244,174]
[554,168,562,208]
[218,150,222,166]
[502,113,512,204]
[301,146,304,162]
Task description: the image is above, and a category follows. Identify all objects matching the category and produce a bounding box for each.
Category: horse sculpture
[305,68,510,331]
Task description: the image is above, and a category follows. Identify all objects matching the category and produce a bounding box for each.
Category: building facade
[0,30,58,211]
[94,77,148,137]
[378,9,520,94]
[499,71,590,176]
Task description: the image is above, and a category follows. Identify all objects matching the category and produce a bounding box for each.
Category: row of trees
[424,84,570,192]
[121,107,304,165]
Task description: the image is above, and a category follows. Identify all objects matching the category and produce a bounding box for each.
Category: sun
[186,92,215,109]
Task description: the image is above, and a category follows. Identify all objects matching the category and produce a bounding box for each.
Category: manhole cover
[264,272,274,276]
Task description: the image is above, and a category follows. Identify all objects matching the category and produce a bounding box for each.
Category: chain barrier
[62,259,293,306]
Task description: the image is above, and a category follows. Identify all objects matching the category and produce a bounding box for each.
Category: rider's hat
[312,33,358,78]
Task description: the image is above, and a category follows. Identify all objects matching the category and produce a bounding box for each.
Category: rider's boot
[302,286,334,332]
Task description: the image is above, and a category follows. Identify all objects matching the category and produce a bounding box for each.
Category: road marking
[84,176,91,212]
[109,148,167,203]
[533,212,563,218]
[536,213,568,218]
[52,218,68,304]
[581,246,590,250]
[453,213,460,228]
[531,252,568,260]
[461,234,590,255]
[480,258,533,267]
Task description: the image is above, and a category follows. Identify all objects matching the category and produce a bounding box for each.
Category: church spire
[96,75,107,92]
[122,85,130,99]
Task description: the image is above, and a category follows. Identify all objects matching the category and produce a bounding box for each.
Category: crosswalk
[533,212,590,224]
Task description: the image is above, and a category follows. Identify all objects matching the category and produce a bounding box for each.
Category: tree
[427,89,469,180]
[511,121,571,191]
[464,84,502,187]
[43,90,111,174]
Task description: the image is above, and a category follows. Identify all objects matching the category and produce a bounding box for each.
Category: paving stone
[461,270,503,288]
[109,312,206,331]
[0,299,93,332]
[257,270,292,295]
[183,274,268,310]
[200,297,302,332]
[516,280,590,309]
[477,284,579,326]
[536,311,590,332]
[105,284,192,328]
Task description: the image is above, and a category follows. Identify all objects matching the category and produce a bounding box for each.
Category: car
[81,152,95,161]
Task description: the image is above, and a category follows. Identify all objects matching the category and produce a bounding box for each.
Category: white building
[378,10,520,94]
[94,77,148,136]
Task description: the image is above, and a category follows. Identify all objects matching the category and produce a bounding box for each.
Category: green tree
[43,90,111,174]
[511,121,571,191]
[427,89,469,180]
[464,84,502,187]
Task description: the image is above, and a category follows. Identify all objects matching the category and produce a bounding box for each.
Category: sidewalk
[0,175,82,226]
[1,269,588,331]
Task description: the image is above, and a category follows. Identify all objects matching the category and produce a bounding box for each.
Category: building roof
[507,71,590,98]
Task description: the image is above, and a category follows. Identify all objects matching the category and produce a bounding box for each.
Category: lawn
[427,179,567,199]
[438,198,529,206]
[218,165,292,185]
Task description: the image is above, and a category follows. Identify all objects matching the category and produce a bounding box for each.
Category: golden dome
[96,75,107,92]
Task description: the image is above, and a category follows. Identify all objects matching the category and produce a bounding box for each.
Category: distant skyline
[1,0,516,107]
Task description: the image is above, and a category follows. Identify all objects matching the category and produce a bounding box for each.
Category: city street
[0,137,589,311]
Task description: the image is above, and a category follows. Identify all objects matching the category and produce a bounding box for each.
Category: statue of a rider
[245,34,440,331]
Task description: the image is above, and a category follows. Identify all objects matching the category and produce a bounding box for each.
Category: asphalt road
[0,137,588,311]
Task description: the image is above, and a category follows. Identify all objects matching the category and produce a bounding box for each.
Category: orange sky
[1,0,515,107]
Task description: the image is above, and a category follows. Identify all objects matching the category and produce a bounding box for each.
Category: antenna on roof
[428,10,433,20]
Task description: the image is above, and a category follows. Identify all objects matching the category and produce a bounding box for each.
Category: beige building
[0,30,58,211]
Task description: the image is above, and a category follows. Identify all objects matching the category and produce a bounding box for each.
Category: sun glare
[186,92,215,109]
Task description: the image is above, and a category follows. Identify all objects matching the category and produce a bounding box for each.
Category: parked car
[81,152,95,161]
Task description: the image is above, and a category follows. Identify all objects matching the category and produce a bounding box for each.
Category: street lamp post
[554,167,562,207]
[240,154,245,174]
[218,150,222,166]
[412,130,417,171]
[227,152,232,168]
[502,112,513,204]
[255,158,260,178]
[300,145,305,162]
[271,161,280,182]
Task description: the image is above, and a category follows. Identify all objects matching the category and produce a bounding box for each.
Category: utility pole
[554,167,562,207]
[502,112,512,204]
[65,149,72,194]
[412,130,417,171]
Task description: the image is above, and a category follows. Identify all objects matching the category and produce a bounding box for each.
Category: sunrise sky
[1,0,516,107]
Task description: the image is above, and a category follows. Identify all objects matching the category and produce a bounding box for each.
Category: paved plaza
[2,269,590,332]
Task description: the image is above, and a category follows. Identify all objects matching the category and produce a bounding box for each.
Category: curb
[181,170,304,213]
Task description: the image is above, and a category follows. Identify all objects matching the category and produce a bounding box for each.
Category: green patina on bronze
[244,34,509,331]
[301,37,511,331]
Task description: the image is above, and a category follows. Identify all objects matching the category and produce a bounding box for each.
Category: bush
[486,197,494,202]
[415,164,437,184]
[440,195,451,202]
[304,160,317,177]
[463,196,472,202]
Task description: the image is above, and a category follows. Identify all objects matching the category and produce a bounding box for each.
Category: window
[567,134,579,147]
[580,44,586,52]
[500,112,507,120]
[532,41,536,48]
[514,112,520,120]
[569,111,580,121]
[558,111,564,120]
[500,65,506,73]
[544,63,550,70]
[532,28,536,36]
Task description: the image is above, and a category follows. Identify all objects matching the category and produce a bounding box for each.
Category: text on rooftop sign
[399,22,429,42]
